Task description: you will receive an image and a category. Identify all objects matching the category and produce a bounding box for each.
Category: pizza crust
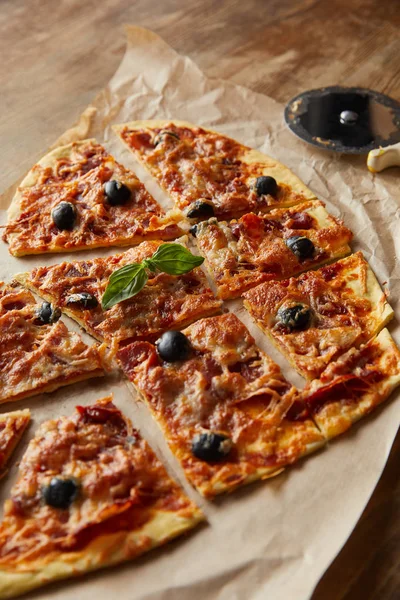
[0,507,203,599]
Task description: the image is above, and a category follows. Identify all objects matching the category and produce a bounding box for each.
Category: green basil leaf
[101,263,148,310]
[147,243,204,275]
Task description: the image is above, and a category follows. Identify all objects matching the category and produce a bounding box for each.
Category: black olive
[43,477,79,509]
[277,304,312,331]
[51,202,76,231]
[189,224,198,237]
[254,176,278,197]
[36,302,61,325]
[156,331,191,362]
[192,432,232,462]
[154,131,180,146]
[186,200,215,219]
[66,292,99,309]
[103,180,131,206]
[285,236,315,260]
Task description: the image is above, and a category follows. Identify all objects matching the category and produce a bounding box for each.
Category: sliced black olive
[186,200,215,220]
[51,202,76,231]
[189,224,198,237]
[254,176,278,197]
[66,292,98,309]
[285,236,315,260]
[36,302,61,325]
[156,331,191,362]
[154,130,180,146]
[43,477,79,509]
[103,180,131,206]
[192,432,232,462]
[277,304,312,331]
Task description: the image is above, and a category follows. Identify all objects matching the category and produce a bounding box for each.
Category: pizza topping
[254,176,278,197]
[42,477,79,509]
[36,302,61,325]
[66,292,99,309]
[103,180,131,206]
[285,236,315,260]
[277,304,312,330]
[191,432,232,462]
[189,224,198,237]
[186,200,215,220]
[154,130,180,146]
[156,331,191,362]
[51,201,77,231]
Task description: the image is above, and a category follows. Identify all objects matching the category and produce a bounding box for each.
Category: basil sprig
[101,243,204,310]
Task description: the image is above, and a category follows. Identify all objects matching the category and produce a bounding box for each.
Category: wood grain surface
[0,1,399,598]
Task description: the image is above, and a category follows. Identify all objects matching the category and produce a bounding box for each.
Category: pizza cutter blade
[284,86,400,161]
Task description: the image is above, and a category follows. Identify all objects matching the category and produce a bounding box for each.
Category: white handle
[367,142,400,172]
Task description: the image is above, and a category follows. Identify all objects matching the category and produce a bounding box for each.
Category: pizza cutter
[284,86,400,171]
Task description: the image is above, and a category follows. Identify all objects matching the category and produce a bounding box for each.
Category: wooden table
[1,1,399,598]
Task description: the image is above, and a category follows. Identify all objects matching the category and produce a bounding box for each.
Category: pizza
[0,396,203,598]
[193,200,352,299]
[3,139,182,257]
[0,410,30,479]
[15,241,222,347]
[301,328,400,439]
[118,313,325,498]
[0,282,104,404]
[243,252,394,380]
[114,119,317,220]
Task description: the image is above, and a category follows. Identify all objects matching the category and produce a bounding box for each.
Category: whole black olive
[51,202,76,231]
[66,292,99,309]
[189,224,198,237]
[285,236,315,260]
[42,477,79,509]
[192,432,232,462]
[277,304,312,331]
[186,200,215,219]
[36,302,61,325]
[103,180,131,206]
[254,176,278,197]
[154,131,180,146]
[156,331,191,362]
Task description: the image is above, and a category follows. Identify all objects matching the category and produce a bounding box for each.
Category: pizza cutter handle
[367,142,400,172]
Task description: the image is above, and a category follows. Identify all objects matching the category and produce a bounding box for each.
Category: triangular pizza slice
[15,241,222,348]
[301,328,400,439]
[114,119,317,220]
[243,252,394,380]
[0,409,30,478]
[0,283,104,404]
[0,397,203,598]
[3,139,182,256]
[118,313,325,498]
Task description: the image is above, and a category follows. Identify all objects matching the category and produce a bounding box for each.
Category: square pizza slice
[15,241,222,347]
[118,313,325,498]
[0,397,203,599]
[0,283,104,405]
[301,328,400,439]
[193,201,352,299]
[3,139,182,256]
[114,119,318,220]
[0,409,30,478]
[243,252,394,380]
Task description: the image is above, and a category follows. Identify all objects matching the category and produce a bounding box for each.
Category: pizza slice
[0,283,104,405]
[243,252,394,380]
[118,313,325,498]
[15,241,222,347]
[3,139,182,256]
[114,119,317,220]
[0,397,203,599]
[193,200,352,299]
[301,328,400,439]
[0,409,30,479]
